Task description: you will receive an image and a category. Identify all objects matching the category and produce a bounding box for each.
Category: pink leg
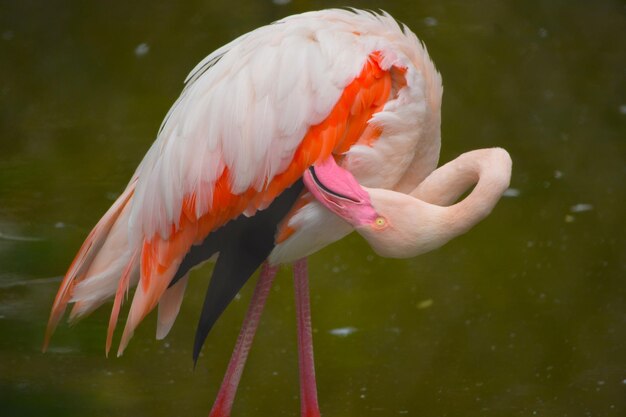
[293,258,321,417]
[209,262,279,417]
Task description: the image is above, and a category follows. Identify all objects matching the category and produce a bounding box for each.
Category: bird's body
[46,9,443,352]
[44,9,511,417]
[134,8,442,266]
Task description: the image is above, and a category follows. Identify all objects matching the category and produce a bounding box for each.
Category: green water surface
[1,1,625,416]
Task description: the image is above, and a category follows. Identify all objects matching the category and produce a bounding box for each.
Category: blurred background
[0,1,624,416]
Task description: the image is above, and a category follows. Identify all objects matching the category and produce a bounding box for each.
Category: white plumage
[52,7,443,344]
[45,12,516,417]
[129,9,441,247]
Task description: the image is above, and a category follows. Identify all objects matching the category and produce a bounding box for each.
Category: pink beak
[303,156,379,227]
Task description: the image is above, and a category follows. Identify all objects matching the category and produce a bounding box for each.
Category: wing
[44,9,413,355]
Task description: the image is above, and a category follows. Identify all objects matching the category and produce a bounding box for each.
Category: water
[1,1,625,416]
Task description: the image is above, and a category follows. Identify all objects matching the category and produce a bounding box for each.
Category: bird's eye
[374,217,387,228]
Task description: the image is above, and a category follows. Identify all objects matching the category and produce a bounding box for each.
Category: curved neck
[411,148,512,235]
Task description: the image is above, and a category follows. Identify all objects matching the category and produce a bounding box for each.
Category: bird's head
[303,158,453,258]
[304,148,511,259]
[353,188,452,258]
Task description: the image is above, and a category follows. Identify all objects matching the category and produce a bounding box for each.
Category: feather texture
[45,9,444,354]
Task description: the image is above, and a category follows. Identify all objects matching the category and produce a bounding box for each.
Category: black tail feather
[171,180,304,364]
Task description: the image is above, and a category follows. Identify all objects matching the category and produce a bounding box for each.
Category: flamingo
[43,9,512,417]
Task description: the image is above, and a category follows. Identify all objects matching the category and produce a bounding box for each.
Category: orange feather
[47,51,400,354]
